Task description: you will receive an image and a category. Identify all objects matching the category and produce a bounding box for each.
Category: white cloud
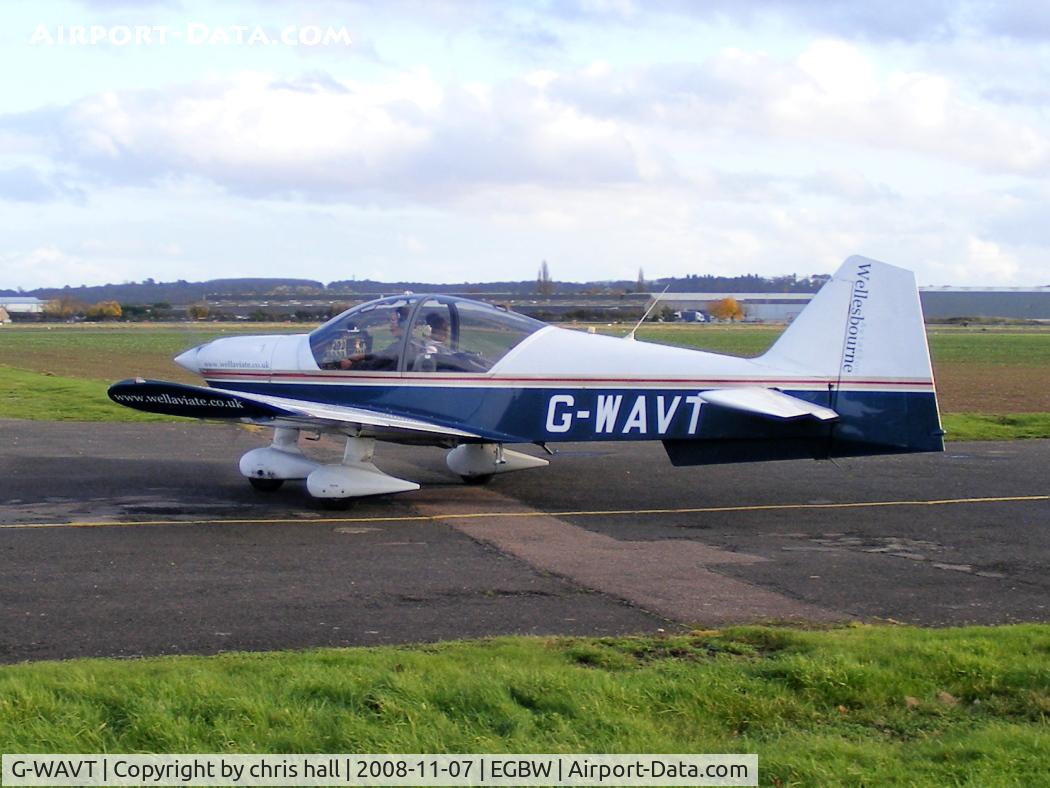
[5,6,1050,289]
[7,68,644,201]
[962,236,1020,281]
[7,39,1049,204]
[1,245,108,289]
[548,40,1050,177]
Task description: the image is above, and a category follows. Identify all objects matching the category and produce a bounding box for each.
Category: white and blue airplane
[109,256,943,504]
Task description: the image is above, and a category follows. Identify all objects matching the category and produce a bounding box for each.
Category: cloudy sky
[2,0,1049,289]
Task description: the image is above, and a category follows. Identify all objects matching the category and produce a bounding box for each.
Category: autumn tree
[328,302,351,319]
[186,302,210,320]
[85,301,122,321]
[43,296,86,320]
[708,297,744,322]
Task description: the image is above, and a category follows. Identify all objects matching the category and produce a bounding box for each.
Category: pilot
[339,306,410,370]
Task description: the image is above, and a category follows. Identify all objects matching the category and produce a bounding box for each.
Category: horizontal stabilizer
[700,387,838,421]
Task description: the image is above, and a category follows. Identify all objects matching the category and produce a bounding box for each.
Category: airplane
[109,256,943,505]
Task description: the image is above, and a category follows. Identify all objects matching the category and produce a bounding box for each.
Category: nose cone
[174,346,202,374]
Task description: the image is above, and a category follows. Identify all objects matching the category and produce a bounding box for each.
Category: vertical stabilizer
[760,255,935,384]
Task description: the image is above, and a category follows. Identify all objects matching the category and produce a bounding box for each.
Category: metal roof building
[648,287,1050,322]
[918,287,1050,320]
[0,296,44,314]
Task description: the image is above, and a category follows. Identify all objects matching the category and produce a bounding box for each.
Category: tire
[318,496,353,510]
[248,477,284,492]
[461,474,495,486]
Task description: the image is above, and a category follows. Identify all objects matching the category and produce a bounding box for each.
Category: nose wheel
[248,477,285,492]
[318,496,354,510]
[241,427,319,494]
[460,474,494,485]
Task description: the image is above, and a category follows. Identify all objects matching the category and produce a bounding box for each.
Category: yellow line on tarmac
[0,494,1047,531]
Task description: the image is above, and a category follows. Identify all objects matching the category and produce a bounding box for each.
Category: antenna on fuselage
[625,284,669,341]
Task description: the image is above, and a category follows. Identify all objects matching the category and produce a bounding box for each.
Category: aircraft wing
[699,387,838,421]
[108,379,482,441]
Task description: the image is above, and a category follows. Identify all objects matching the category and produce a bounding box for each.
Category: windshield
[309,297,418,371]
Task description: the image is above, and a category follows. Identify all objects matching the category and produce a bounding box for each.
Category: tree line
[5,267,829,307]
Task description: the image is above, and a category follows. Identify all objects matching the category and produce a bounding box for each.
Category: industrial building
[0,296,45,315]
[918,287,1050,321]
[648,287,1050,323]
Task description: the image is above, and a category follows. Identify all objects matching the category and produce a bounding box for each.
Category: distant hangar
[649,287,1050,322]
[0,296,44,314]
[918,287,1050,321]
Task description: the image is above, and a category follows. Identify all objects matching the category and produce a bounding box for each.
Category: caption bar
[3,754,757,786]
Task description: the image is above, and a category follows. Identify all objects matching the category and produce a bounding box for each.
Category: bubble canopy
[309,295,546,373]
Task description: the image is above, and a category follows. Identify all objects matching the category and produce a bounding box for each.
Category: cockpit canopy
[309,295,546,373]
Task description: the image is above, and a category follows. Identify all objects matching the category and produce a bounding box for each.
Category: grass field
[0,324,302,424]
[1,625,1047,785]
[0,323,303,384]
[4,323,1050,439]
[613,324,1050,414]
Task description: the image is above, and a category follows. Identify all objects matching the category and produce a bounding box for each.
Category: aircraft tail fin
[668,259,943,467]
[751,255,944,456]
[760,255,934,383]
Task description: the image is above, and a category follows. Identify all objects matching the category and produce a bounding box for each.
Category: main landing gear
[239,429,549,504]
[445,442,549,483]
[248,477,284,492]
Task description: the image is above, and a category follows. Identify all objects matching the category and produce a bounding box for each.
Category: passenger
[424,313,451,352]
[410,312,452,371]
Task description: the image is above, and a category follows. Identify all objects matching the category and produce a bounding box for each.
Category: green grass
[926,330,1050,365]
[4,324,1050,440]
[1,626,1048,785]
[608,324,781,356]
[941,413,1050,441]
[0,324,304,382]
[0,365,175,422]
[625,324,1050,364]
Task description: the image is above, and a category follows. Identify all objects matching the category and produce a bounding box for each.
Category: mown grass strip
[5,321,1050,368]
[620,324,1050,365]
[0,324,304,382]
[1,626,1048,785]
[0,366,175,422]
[941,413,1050,441]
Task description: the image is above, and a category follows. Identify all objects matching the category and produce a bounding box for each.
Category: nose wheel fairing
[239,427,321,482]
